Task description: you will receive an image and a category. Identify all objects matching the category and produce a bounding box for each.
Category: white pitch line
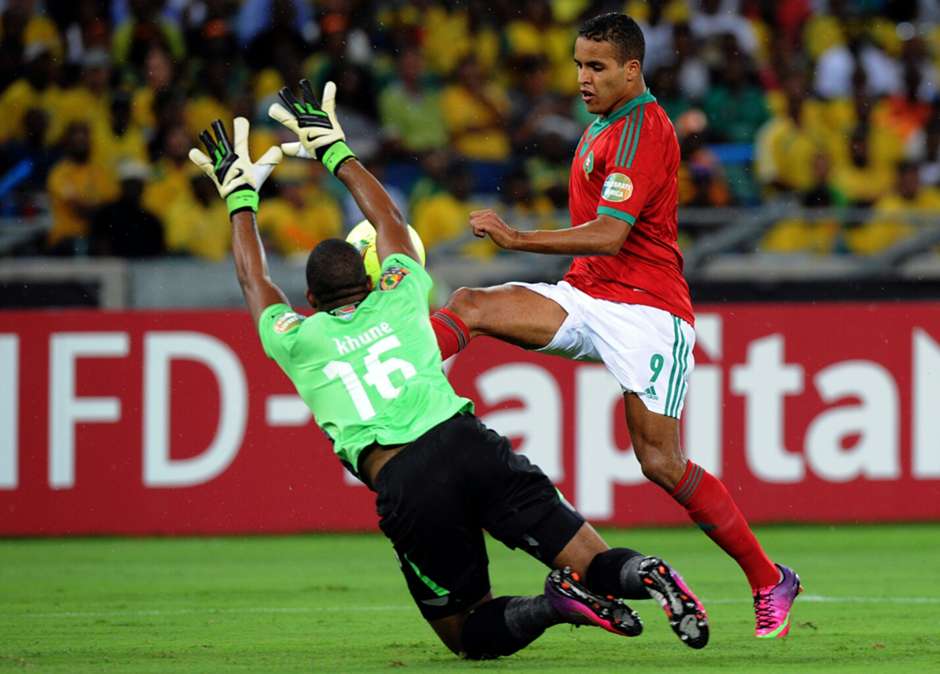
[3,595,939,620]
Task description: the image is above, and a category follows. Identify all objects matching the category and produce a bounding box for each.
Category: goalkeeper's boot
[637,556,710,649]
[753,563,803,638]
[545,566,642,637]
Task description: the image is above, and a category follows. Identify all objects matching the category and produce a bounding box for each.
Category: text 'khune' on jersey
[258,253,473,479]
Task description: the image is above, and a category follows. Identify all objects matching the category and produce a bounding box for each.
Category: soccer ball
[345,219,426,286]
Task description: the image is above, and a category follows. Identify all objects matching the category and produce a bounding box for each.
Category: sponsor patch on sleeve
[601,172,633,202]
[273,312,304,333]
[379,265,410,291]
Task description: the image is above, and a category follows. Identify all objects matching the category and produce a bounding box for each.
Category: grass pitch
[1,524,938,672]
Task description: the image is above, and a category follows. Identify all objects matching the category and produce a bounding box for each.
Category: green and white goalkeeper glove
[188,117,282,216]
[268,79,356,175]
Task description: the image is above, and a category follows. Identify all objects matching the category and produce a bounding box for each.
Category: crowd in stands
[0,0,938,261]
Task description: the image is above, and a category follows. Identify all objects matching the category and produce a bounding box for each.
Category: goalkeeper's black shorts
[374,413,584,621]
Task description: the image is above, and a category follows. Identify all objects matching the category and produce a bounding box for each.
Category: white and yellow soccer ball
[345,219,426,286]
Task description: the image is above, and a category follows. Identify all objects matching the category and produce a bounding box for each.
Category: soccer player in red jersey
[430,13,802,638]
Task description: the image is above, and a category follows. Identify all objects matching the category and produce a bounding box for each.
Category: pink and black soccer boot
[545,566,643,638]
[637,556,710,649]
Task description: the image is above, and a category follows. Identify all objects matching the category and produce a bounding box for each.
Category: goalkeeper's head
[304,239,371,312]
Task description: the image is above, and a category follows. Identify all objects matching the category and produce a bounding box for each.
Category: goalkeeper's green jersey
[258,253,473,478]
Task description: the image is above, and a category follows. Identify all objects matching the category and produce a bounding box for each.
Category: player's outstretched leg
[753,564,803,638]
[671,460,802,637]
[585,548,709,649]
[624,394,799,637]
[544,566,642,638]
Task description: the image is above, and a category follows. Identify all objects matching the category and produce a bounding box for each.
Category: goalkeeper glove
[268,79,356,175]
[188,117,282,216]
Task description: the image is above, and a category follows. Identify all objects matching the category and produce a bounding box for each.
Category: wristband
[226,189,259,215]
[320,141,356,175]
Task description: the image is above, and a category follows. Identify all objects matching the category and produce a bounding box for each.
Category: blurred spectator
[185,59,234,141]
[755,73,825,192]
[498,165,557,229]
[243,0,312,71]
[89,160,164,257]
[0,107,58,214]
[635,0,675,75]
[441,56,510,162]
[183,0,238,61]
[422,0,500,78]
[761,153,844,254]
[673,23,709,100]
[690,0,757,55]
[702,48,769,143]
[651,64,694,125]
[509,56,579,156]
[131,45,175,134]
[59,0,111,69]
[525,130,571,208]
[830,126,895,206]
[678,133,732,208]
[0,42,59,143]
[112,0,185,69]
[0,0,62,88]
[236,0,314,50]
[412,163,483,253]
[143,122,195,224]
[803,0,849,62]
[814,35,900,100]
[873,63,933,144]
[823,68,904,170]
[906,113,940,187]
[379,46,447,158]
[258,163,343,256]
[503,0,577,95]
[344,158,409,227]
[163,174,229,260]
[46,120,119,250]
[408,149,450,214]
[316,61,381,163]
[848,160,940,255]
[93,92,148,174]
[53,48,112,143]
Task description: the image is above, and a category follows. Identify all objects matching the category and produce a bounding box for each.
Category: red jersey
[564,90,694,326]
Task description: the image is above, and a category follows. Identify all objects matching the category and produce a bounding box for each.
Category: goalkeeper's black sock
[586,548,649,600]
[460,595,562,660]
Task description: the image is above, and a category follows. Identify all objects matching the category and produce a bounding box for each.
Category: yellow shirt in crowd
[440,84,510,162]
[46,160,119,244]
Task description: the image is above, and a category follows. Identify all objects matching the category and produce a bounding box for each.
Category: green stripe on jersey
[614,110,635,167]
[625,104,646,168]
[597,206,636,224]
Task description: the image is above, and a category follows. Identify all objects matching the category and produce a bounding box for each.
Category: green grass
[1,525,938,672]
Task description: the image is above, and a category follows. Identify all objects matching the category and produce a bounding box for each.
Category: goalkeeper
[189,79,710,658]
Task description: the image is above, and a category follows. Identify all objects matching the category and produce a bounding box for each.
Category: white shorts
[511,281,695,418]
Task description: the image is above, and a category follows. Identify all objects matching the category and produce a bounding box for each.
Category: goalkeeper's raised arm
[268,79,422,266]
[188,117,288,324]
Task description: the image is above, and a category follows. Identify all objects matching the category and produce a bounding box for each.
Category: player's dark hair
[305,238,370,305]
[578,13,645,66]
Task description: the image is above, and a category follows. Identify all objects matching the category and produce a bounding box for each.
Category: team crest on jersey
[583,150,594,178]
[602,172,633,202]
[273,312,303,333]
[379,265,410,291]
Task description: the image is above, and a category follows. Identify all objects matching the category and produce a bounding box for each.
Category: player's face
[574,37,638,116]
